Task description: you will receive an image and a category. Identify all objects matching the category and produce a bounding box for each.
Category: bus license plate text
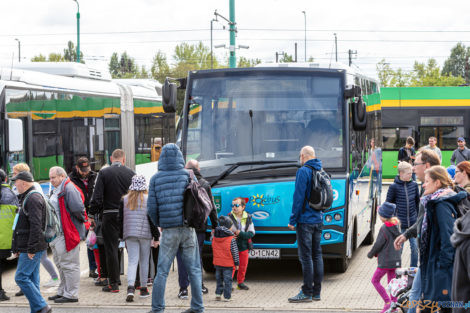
[248,249,280,259]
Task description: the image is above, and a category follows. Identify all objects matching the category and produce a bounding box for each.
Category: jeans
[371,268,397,303]
[15,250,48,313]
[296,223,324,297]
[126,237,151,288]
[151,227,203,313]
[215,266,233,299]
[401,227,418,268]
[102,212,120,285]
[408,268,421,313]
[176,232,205,289]
[50,235,81,299]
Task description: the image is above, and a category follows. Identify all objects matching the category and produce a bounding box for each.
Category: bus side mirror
[162,78,177,113]
[351,97,367,131]
[8,118,23,152]
[344,85,361,99]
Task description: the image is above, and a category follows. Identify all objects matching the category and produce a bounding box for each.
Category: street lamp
[14,38,20,63]
[72,0,80,63]
[302,10,306,62]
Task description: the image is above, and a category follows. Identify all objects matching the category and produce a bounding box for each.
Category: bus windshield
[185,70,345,178]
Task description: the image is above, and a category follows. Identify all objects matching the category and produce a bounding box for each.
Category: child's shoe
[139,287,150,298]
[380,302,391,313]
[237,283,249,290]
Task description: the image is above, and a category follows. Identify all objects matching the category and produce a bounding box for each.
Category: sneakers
[222,297,231,302]
[43,278,60,287]
[237,283,249,290]
[178,288,188,300]
[140,287,150,298]
[126,286,135,302]
[288,290,313,303]
[380,302,391,313]
[89,270,99,278]
[102,284,119,293]
[201,285,209,294]
[95,278,108,286]
[313,294,321,301]
[15,290,24,297]
[0,290,10,301]
[215,294,221,301]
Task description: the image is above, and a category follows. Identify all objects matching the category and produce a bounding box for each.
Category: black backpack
[303,165,334,212]
[183,171,213,229]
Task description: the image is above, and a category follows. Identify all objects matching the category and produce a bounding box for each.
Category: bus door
[104,114,121,164]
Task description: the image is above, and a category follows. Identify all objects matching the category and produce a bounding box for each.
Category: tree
[31,54,46,62]
[237,56,261,68]
[48,53,65,62]
[442,43,470,84]
[410,59,465,86]
[109,52,120,78]
[108,52,140,78]
[31,41,84,63]
[63,41,84,63]
[150,51,171,83]
[280,54,294,63]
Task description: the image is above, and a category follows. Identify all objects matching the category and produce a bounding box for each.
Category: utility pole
[334,33,338,62]
[210,15,218,69]
[302,11,306,62]
[276,51,285,63]
[229,0,236,68]
[73,0,80,63]
[15,39,20,62]
[295,43,297,62]
[348,49,357,66]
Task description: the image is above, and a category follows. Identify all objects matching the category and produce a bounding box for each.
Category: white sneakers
[43,278,60,288]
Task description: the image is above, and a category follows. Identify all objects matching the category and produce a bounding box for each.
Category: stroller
[386,267,418,313]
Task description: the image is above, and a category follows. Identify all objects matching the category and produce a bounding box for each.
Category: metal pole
[302,11,306,62]
[295,43,297,62]
[15,39,20,62]
[210,19,213,69]
[276,52,279,63]
[348,49,352,66]
[229,0,236,68]
[73,0,80,63]
[334,33,338,62]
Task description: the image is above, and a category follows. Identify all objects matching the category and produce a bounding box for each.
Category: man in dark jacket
[175,159,218,299]
[89,149,135,293]
[11,171,51,313]
[148,144,204,313]
[288,146,324,303]
[69,157,98,278]
[48,166,85,303]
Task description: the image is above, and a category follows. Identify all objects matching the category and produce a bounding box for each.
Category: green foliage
[31,41,83,63]
[237,56,262,68]
[150,51,171,83]
[442,42,470,84]
[280,54,294,63]
[108,51,149,79]
[48,53,65,62]
[31,54,46,62]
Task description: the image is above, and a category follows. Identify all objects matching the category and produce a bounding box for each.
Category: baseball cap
[11,171,34,182]
[457,137,465,142]
[77,157,91,172]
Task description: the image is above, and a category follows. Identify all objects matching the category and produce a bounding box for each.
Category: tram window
[382,127,413,150]
[419,126,464,149]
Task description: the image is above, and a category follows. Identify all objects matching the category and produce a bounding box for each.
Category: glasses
[231,204,241,208]
[413,162,425,166]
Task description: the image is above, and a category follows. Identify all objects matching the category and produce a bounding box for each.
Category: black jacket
[89,162,135,215]
[192,169,218,233]
[11,186,48,254]
[398,146,415,164]
[450,210,470,312]
[386,176,420,228]
[69,168,97,212]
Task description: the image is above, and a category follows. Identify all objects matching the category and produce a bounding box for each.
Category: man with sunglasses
[287,146,324,303]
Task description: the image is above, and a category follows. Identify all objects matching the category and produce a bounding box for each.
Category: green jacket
[0,184,19,258]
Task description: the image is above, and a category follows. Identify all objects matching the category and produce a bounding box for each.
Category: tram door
[104,114,121,164]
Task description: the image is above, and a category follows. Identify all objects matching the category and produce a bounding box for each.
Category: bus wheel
[332,256,349,273]
[202,257,215,273]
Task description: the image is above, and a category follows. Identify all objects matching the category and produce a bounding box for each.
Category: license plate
[248,249,280,259]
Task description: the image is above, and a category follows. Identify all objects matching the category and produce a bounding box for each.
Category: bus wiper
[237,163,300,173]
[210,160,297,187]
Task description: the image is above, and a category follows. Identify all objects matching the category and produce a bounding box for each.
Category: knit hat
[129,175,147,191]
[378,202,396,219]
[218,216,233,229]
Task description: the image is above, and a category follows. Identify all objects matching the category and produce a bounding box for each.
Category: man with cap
[69,157,98,278]
[11,171,51,313]
[451,137,470,165]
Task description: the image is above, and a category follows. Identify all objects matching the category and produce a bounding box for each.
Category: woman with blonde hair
[419,165,467,312]
[119,175,159,302]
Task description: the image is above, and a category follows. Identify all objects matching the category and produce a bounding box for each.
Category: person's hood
[305,158,322,171]
[214,226,234,238]
[451,211,470,248]
[384,221,401,237]
[157,143,185,171]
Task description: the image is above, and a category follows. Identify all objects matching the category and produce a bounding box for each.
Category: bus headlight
[323,232,331,240]
[325,215,333,223]
[334,213,342,221]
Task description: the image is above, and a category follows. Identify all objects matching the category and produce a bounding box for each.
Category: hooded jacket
[386,175,420,228]
[148,144,189,229]
[367,220,402,269]
[0,184,18,258]
[289,158,323,226]
[419,191,467,303]
[450,210,470,312]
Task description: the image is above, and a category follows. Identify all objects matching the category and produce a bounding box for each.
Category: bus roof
[13,62,112,81]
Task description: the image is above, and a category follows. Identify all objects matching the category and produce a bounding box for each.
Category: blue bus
[162,63,382,272]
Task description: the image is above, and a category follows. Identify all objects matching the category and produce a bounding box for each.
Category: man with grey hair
[47,166,86,303]
[288,146,324,303]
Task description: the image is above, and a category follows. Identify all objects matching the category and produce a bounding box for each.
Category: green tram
[381,86,470,178]
[0,63,175,180]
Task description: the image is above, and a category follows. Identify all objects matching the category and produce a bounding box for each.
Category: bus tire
[202,257,215,273]
[363,197,377,245]
[332,256,349,273]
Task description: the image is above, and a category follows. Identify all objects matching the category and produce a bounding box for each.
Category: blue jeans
[215,266,233,299]
[401,228,418,268]
[296,223,324,297]
[151,227,203,313]
[15,250,47,313]
[176,232,205,289]
[408,268,421,313]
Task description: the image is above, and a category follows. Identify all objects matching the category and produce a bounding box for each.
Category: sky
[1,0,469,79]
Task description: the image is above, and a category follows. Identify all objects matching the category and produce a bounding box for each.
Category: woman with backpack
[119,175,158,302]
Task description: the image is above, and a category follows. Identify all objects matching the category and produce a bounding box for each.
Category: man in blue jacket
[147,144,203,313]
[288,146,324,303]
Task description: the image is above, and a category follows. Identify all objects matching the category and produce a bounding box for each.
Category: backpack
[303,164,334,211]
[23,191,61,243]
[183,170,213,229]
